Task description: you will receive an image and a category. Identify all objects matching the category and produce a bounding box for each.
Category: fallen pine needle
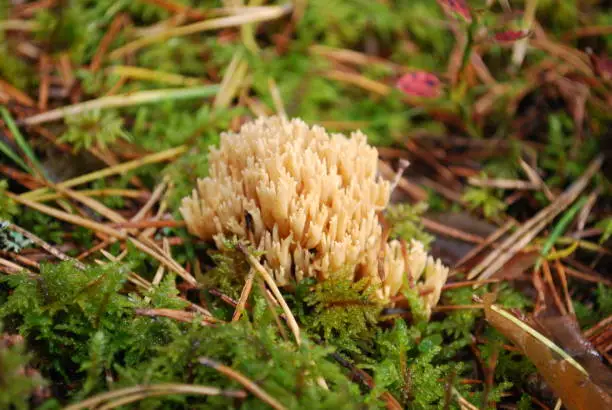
[238,243,301,345]
[22,146,186,200]
[199,357,287,410]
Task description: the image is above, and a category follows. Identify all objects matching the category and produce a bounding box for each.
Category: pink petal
[396,71,442,99]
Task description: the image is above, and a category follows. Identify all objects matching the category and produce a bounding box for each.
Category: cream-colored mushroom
[181,116,448,316]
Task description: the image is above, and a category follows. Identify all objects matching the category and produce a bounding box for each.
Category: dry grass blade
[232,270,255,322]
[213,52,248,109]
[8,193,128,239]
[128,238,197,285]
[108,66,204,86]
[63,383,245,410]
[35,188,144,202]
[199,357,287,410]
[467,155,603,281]
[238,243,301,345]
[135,308,215,325]
[110,4,292,58]
[21,86,220,125]
[467,177,540,190]
[22,146,186,200]
[455,221,514,268]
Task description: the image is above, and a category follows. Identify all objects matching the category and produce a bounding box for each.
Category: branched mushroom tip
[181,116,449,316]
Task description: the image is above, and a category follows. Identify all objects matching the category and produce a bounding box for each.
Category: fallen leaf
[534,314,612,391]
[484,294,612,410]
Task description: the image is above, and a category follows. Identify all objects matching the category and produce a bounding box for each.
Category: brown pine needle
[35,188,144,202]
[232,270,255,322]
[455,221,515,269]
[129,238,197,285]
[198,357,287,410]
[8,192,128,239]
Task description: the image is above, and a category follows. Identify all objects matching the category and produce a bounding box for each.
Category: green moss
[59,109,131,152]
[385,202,434,248]
[300,269,383,353]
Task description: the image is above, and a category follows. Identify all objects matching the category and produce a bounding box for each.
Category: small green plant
[385,202,434,247]
[463,186,507,219]
[59,109,131,151]
[0,222,32,253]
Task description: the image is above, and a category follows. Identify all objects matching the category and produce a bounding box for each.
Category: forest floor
[0,1,611,409]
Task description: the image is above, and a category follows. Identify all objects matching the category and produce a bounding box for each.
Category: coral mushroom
[181,117,448,316]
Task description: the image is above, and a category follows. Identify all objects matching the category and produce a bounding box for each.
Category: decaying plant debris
[0,0,611,409]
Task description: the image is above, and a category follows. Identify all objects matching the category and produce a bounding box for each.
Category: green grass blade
[0,137,32,173]
[0,106,46,178]
[535,195,589,270]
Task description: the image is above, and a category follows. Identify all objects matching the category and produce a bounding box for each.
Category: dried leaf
[484,294,612,410]
[534,315,612,392]
[396,71,442,99]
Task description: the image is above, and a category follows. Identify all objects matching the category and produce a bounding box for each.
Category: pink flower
[396,71,442,98]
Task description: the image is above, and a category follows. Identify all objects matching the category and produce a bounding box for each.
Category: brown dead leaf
[484,294,612,410]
